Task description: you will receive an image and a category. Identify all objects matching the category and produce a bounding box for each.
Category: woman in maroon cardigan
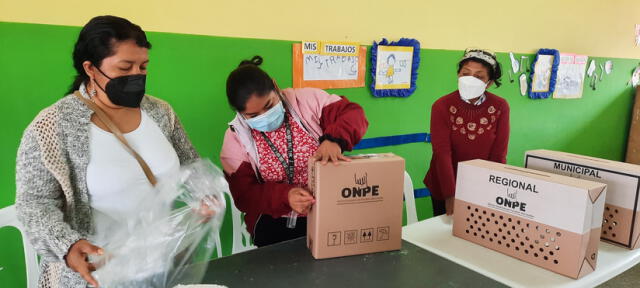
[424,49,510,216]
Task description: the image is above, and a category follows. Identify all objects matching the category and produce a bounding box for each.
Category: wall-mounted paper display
[587,60,596,77]
[510,52,520,74]
[553,53,588,99]
[520,56,530,74]
[529,49,560,99]
[508,52,519,83]
[635,24,640,47]
[519,74,528,96]
[630,65,640,88]
[370,38,420,97]
[605,60,613,75]
[293,41,367,89]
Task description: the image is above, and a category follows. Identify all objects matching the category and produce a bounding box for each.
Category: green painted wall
[1,21,638,286]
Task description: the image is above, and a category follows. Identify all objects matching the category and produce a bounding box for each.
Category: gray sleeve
[15,127,83,261]
[170,110,200,165]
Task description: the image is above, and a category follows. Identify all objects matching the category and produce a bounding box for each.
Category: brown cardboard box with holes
[307,153,404,259]
[525,149,640,249]
[453,159,606,279]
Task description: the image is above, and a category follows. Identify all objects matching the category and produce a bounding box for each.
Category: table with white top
[402,215,640,288]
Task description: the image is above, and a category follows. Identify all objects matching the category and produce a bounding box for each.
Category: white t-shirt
[87,110,180,245]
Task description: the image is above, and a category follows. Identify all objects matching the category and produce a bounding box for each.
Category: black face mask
[94,67,146,108]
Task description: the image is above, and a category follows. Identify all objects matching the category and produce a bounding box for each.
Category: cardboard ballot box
[453,159,606,279]
[525,149,640,249]
[307,153,405,259]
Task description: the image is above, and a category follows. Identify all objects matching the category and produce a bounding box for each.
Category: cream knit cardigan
[15,87,199,287]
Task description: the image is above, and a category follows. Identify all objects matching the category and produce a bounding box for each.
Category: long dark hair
[225,55,275,112]
[67,15,151,94]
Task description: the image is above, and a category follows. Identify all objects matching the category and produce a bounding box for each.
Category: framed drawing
[370,38,420,97]
[529,48,560,99]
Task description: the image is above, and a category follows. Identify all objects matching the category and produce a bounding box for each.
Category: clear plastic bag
[89,159,227,288]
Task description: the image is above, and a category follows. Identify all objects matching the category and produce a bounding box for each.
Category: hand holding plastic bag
[89,159,227,288]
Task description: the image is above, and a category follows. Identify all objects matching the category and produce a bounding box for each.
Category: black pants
[431,197,446,217]
[253,215,307,247]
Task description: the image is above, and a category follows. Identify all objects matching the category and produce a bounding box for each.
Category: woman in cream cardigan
[15,16,200,287]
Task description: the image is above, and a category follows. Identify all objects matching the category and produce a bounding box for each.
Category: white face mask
[458,76,488,100]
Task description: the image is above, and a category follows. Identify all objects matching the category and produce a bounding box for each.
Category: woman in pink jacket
[220,56,368,247]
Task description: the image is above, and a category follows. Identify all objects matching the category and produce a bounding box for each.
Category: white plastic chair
[0,205,39,288]
[403,171,419,225]
[227,193,256,254]
[214,192,257,258]
[214,230,223,258]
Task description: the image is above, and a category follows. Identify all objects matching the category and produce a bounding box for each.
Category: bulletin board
[292,42,367,89]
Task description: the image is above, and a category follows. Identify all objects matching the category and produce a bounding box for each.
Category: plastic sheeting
[89,159,227,288]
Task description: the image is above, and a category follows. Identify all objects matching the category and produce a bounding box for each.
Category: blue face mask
[245,101,285,132]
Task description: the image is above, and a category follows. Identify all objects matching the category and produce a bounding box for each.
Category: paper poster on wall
[370,38,421,98]
[553,53,588,99]
[375,46,413,89]
[528,48,560,99]
[532,55,554,91]
[630,65,640,88]
[292,41,366,89]
[635,24,640,46]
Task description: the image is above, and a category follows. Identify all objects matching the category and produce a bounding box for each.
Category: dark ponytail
[226,55,275,112]
[239,56,263,67]
[67,15,151,94]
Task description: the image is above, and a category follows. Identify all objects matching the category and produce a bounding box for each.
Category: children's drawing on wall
[385,54,397,84]
[378,51,411,87]
[532,56,553,91]
[553,53,588,99]
[292,41,366,89]
[528,49,559,99]
[370,38,420,98]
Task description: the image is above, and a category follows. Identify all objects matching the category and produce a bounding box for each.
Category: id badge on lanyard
[260,114,298,228]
